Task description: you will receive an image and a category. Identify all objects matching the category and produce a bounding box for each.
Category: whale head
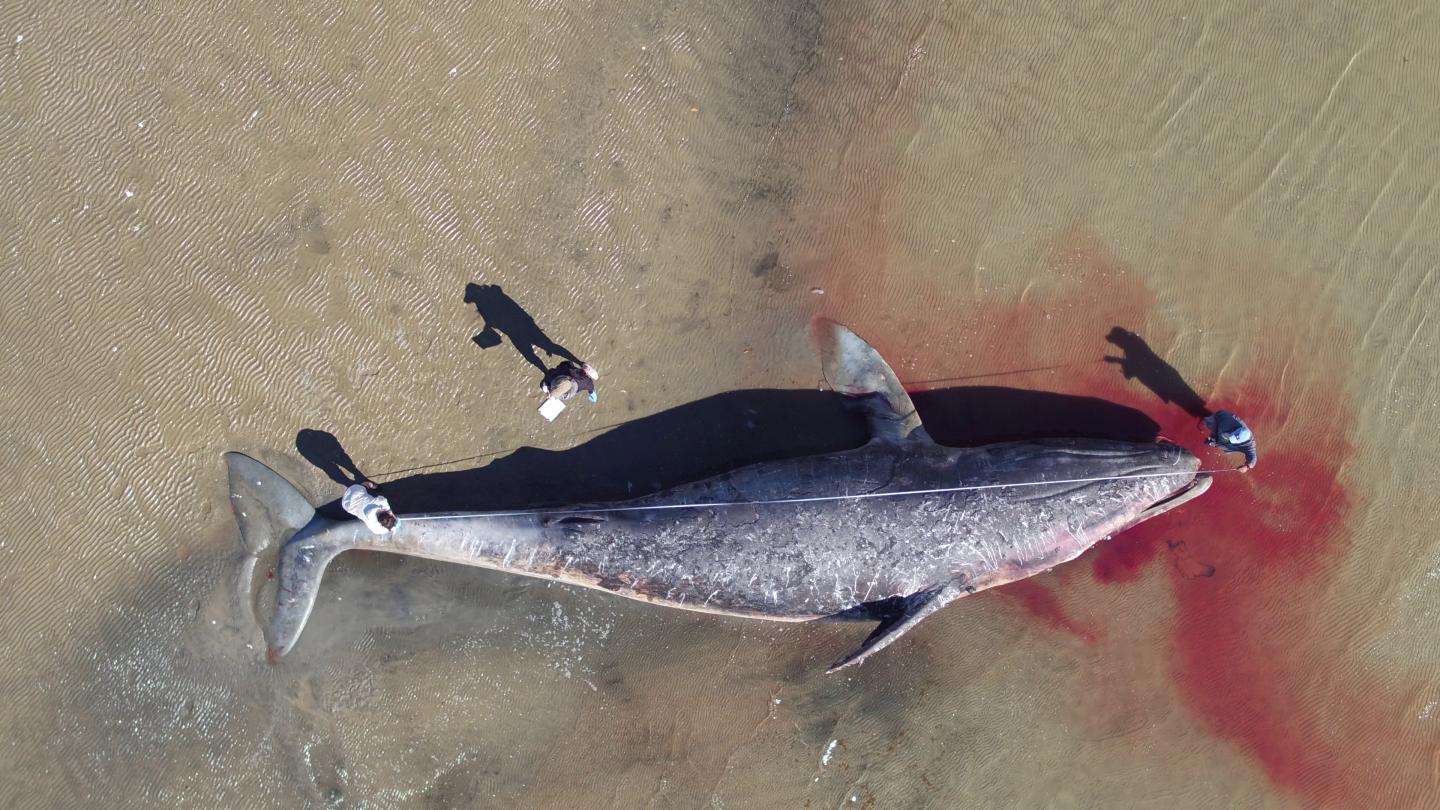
[970,437,1210,547]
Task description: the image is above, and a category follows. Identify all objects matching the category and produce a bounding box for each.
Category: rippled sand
[2,0,1438,807]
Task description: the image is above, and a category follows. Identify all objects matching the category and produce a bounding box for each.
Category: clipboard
[538,398,567,421]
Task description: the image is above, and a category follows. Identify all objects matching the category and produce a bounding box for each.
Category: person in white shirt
[341,480,397,534]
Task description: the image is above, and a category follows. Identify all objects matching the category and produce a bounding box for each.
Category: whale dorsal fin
[815,320,931,444]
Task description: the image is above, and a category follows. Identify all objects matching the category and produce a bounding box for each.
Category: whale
[229,323,1210,671]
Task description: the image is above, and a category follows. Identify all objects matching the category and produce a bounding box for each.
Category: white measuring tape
[395,468,1234,523]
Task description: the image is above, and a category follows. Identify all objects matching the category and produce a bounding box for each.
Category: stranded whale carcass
[229,323,1210,671]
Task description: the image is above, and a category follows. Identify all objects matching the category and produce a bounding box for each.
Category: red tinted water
[993,580,1099,645]
[800,225,1426,806]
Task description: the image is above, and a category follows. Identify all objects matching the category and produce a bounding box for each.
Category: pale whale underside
[231,322,1209,671]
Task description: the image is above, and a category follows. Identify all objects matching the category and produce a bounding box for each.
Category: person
[341,479,397,534]
[1200,410,1257,473]
[538,361,599,420]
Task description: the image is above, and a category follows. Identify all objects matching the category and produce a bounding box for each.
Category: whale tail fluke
[224,452,317,555]
[225,452,349,660]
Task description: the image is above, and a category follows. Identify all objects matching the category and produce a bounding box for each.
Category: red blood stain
[993,580,1098,644]
[1088,526,1162,583]
[796,224,1430,807]
[1108,380,1368,804]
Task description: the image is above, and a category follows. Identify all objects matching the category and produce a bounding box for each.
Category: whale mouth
[1135,473,1212,522]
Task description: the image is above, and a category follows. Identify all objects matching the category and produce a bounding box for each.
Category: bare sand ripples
[3,0,1439,807]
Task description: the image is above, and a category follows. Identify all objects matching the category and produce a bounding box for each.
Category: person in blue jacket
[1201,410,1257,473]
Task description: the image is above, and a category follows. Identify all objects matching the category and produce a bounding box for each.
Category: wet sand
[2,0,1438,807]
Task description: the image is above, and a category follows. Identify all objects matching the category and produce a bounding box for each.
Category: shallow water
[3,0,1439,807]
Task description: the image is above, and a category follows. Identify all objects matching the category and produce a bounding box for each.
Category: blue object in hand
[588,391,598,402]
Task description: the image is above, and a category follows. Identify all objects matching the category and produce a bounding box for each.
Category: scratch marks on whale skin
[468,446,1095,620]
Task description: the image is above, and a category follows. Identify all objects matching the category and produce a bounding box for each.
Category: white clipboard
[538,398,567,421]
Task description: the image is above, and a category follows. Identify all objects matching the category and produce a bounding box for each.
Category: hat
[1224,426,1252,444]
[550,376,578,399]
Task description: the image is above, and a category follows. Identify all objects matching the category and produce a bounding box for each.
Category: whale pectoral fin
[827,578,967,673]
[813,319,931,445]
[821,593,909,623]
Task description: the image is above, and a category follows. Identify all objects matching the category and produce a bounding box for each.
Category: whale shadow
[909,386,1160,447]
[358,385,1160,514]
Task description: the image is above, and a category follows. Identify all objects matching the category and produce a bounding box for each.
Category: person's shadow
[464,283,582,372]
[296,429,370,487]
[1103,327,1210,418]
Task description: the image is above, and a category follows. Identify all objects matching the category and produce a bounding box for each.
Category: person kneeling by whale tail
[1200,410,1257,473]
[342,479,397,534]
